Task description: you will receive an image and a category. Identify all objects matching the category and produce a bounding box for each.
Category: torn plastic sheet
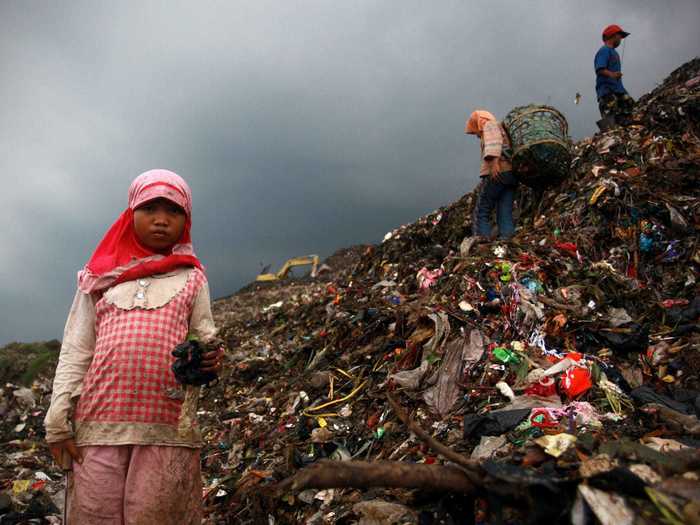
[607,307,632,328]
[631,386,695,414]
[573,485,634,525]
[423,337,469,416]
[534,433,577,457]
[593,324,650,353]
[665,203,689,229]
[470,435,508,460]
[424,312,451,354]
[463,409,531,438]
[424,331,485,415]
[388,313,456,391]
[389,360,429,390]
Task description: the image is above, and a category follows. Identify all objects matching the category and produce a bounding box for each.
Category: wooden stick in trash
[274,398,486,496]
[276,460,475,494]
[386,394,479,474]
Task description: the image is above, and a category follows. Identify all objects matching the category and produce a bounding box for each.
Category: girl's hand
[49,438,83,469]
[200,345,225,375]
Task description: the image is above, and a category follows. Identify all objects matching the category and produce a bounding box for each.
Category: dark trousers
[472,171,518,239]
[598,92,634,124]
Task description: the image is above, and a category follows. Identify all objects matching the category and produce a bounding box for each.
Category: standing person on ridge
[465,110,518,240]
[595,24,634,128]
[44,169,224,524]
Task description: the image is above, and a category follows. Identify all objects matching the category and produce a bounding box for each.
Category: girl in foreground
[44,169,223,524]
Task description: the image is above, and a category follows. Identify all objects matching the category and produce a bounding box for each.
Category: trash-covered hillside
[1,58,699,524]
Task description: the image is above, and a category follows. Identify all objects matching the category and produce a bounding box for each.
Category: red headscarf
[78,169,204,293]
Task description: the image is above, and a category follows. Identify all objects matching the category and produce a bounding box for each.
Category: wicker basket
[503,105,571,188]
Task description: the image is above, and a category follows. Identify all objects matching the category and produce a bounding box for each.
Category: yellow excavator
[255,254,320,282]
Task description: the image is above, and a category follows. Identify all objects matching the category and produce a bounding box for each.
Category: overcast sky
[1,1,698,344]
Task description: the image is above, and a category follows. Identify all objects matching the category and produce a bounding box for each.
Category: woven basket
[503,105,571,188]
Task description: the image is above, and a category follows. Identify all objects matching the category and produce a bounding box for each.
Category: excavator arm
[256,255,320,282]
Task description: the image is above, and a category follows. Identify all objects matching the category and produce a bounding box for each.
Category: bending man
[465,110,517,240]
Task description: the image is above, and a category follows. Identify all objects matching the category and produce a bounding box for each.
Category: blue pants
[473,171,518,239]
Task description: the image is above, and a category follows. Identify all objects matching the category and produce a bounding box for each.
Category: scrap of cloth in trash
[67,445,202,525]
[463,409,531,439]
[78,169,204,294]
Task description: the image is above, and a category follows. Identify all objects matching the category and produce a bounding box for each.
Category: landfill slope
[202,58,700,524]
[0,59,699,524]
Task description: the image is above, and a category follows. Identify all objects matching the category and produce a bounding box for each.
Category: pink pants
[67,445,202,525]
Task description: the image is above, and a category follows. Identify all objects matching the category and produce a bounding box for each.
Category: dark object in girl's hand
[171,340,218,386]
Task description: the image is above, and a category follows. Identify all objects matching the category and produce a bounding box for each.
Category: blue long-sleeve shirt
[594,45,627,99]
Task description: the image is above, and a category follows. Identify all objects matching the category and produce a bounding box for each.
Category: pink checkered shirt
[74,269,207,430]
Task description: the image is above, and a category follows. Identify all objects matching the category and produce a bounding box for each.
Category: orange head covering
[465,110,497,135]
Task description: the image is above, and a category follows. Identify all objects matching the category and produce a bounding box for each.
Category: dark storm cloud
[1,0,698,343]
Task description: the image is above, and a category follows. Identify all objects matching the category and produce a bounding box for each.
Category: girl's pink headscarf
[78,169,204,293]
[465,110,497,135]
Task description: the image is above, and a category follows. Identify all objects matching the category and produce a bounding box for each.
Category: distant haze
[1,0,698,344]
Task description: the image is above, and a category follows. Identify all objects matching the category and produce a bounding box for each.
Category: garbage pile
[200,58,699,524]
[0,342,64,524]
[0,59,698,524]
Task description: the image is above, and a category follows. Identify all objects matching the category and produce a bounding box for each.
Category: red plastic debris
[31,480,46,491]
[530,408,559,428]
[366,412,380,429]
[561,366,593,399]
[554,242,578,256]
[525,377,558,398]
[661,298,689,308]
[560,367,592,399]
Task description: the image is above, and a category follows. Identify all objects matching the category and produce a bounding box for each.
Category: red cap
[602,24,630,40]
